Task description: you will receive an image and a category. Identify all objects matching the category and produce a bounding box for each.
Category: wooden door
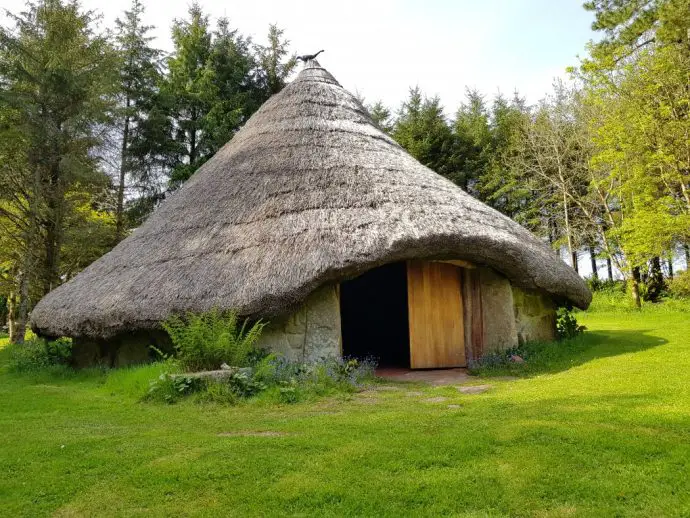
[407,261,466,368]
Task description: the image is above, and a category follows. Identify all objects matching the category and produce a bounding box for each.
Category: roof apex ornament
[296,49,324,63]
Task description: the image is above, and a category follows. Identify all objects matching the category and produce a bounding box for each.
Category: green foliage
[392,87,460,182]
[226,368,266,397]
[195,379,239,404]
[579,1,690,291]
[143,355,377,406]
[556,306,585,339]
[0,0,120,331]
[145,372,203,404]
[454,88,491,193]
[158,5,295,188]
[7,337,72,372]
[586,277,625,293]
[668,269,690,298]
[161,309,265,372]
[367,101,394,134]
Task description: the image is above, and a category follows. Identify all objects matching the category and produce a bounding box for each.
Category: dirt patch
[377,367,471,385]
[457,384,492,394]
[217,431,289,438]
[406,391,424,397]
[447,404,462,409]
[370,385,402,392]
[425,396,449,403]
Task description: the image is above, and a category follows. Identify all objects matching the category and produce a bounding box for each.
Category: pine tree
[161,3,214,186]
[0,0,118,340]
[478,93,533,224]
[367,101,394,134]
[114,0,163,240]
[201,17,256,154]
[159,9,293,188]
[454,89,491,192]
[254,24,296,101]
[392,87,460,181]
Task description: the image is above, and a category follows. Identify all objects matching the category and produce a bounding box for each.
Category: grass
[1,298,690,516]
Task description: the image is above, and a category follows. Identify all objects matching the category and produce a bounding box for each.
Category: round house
[30,60,591,368]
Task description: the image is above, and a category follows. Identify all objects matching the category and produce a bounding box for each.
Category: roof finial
[296,50,324,64]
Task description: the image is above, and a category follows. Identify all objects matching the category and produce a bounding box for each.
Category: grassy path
[1,307,689,516]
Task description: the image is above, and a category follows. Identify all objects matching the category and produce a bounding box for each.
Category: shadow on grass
[472,329,667,378]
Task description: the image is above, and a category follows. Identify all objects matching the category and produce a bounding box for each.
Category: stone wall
[256,283,342,362]
[512,286,557,344]
[71,330,170,368]
[70,272,554,369]
[478,267,519,352]
[476,267,557,353]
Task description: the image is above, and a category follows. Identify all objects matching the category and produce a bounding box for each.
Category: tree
[392,87,460,181]
[579,0,690,306]
[113,0,163,240]
[253,24,296,101]
[454,89,491,193]
[0,0,119,340]
[584,0,690,64]
[517,82,592,271]
[0,102,34,343]
[159,7,294,188]
[160,3,214,185]
[368,101,394,134]
[201,17,256,154]
[478,93,534,225]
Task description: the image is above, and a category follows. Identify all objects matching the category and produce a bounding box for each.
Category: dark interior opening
[340,262,410,367]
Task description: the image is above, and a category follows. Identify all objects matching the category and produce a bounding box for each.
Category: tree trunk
[606,256,613,281]
[563,192,578,273]
[571,249,579,274]
[43,210,62,295]
[631,266,642,309]
[9,266,30,345]
[115,109,131,241]
[685,244,690,269]
[668,258,674,279]
[189,110,198,165]
[589,245,598,280]
[43,161,65,295]
[7,289,16,343]
[646,257,664,302]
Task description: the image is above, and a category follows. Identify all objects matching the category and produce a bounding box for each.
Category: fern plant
[162,309,265,372]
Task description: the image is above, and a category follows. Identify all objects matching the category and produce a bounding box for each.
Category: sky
[1,0,598,112]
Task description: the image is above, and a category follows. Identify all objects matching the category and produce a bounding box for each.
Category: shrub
[586,277,625,293]
[7,337,73,372]
[668,270,690,299]
[162,309,265,372]
[556,306,584,339]
[145,372,204,404]
[144,354,377,405]
[227,369,266,397]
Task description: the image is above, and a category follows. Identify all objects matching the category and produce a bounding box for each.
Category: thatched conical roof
[31,60,590,339]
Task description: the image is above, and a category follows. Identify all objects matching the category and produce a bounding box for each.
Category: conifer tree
[392,87,460,182]
[0,0,118,340]
[113,0,163,240]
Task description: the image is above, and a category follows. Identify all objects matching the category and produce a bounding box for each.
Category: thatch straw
[31,60,591,339]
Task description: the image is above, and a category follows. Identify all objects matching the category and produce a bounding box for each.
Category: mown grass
[1,297,689,517]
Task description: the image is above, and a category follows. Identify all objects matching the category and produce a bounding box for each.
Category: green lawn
[1,303,689,517]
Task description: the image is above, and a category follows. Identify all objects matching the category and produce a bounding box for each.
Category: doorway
[339,262,410,367]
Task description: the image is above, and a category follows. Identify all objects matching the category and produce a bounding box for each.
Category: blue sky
[2,0,598,111]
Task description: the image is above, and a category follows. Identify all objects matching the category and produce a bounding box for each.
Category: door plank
[407,261,466,368]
